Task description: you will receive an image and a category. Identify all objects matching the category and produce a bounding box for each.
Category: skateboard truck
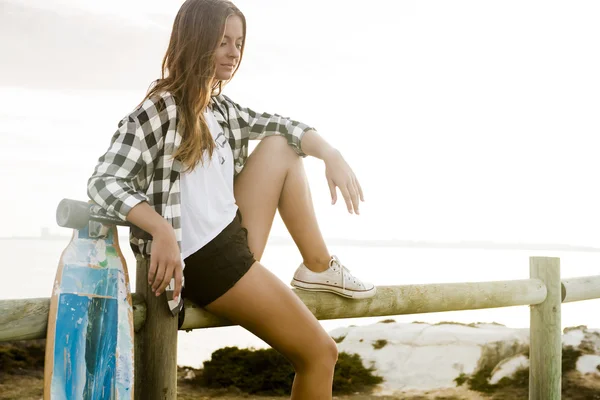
[88,221,111,239]
[56,199,132,239]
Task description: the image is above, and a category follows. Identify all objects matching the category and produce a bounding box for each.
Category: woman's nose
[228,44,240,59]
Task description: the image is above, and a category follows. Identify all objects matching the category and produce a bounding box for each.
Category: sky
[1,0,600,246]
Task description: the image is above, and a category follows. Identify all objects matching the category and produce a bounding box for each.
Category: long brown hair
[145,0,246,170]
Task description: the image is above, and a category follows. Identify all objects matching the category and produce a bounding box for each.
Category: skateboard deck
[44,217,134,399]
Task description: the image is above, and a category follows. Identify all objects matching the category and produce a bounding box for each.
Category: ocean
[2,236,599,368]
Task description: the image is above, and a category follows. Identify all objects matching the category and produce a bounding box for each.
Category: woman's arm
[218,95,364,214]
[87,98,183,301]
[126,202,183,301]
[301,129,365,215]
[87,114,151,220]
[219,95,312,157]
[298,128,338,160]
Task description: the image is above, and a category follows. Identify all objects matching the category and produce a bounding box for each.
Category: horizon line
[2,234,600,253]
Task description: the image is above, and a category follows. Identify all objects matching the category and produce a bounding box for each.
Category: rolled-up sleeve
[225,96,314,157]
[87,115,150,221]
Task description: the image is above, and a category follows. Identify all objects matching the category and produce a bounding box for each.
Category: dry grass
[0,372,44,400]
[0,371,469,400]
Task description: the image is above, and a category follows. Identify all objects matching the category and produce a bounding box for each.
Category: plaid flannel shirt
[87,91,313,314]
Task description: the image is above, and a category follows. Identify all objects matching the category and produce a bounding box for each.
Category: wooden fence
[1,256,599,400]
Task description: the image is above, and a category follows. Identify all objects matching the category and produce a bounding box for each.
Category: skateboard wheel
[56,199,91,229]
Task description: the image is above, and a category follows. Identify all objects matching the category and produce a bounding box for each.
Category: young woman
[88,0,375,397]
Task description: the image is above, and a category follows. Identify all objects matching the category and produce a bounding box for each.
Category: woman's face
[214,15,244,81]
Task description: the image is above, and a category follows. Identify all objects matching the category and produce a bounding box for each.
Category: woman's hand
[148,224,183,301]
[124,201,183,301]
[295,129,365,214]
[324,149,365,214]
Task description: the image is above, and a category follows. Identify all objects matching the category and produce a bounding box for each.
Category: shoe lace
[329,255,363,290]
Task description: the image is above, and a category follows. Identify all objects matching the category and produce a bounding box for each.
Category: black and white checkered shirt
[87,91,312,314]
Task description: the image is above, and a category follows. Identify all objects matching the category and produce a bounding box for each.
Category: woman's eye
[236,43,243,49]
[220,42,227,46]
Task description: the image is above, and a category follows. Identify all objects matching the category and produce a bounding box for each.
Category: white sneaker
[290,255,377,299]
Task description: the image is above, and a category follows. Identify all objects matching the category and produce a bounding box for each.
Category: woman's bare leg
[204,262,338,399]
[234,135,330,271]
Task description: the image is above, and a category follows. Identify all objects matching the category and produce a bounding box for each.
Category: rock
[489,354,529,384]
[576,355,600,375]
[564,326,600,357]
[329,322,600,395]
[184,369,196,380]
[330,322,529,394]
[474,336,529,374]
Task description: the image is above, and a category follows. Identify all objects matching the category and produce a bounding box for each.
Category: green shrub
[466,366,496,393]
[496,367,529,389]
[372,339,388,350]
[468,322,505,327]
[454,373,468,386]
[332,335,346,343]
[465,345,584,394]
[434,321,475,328]
[562,346,582,374]
[333,352,383,394]
[201,347,383,395]
[0,340,45,373]
[465,364,528,393]
[201,347,293,395]
[466,363,529,393]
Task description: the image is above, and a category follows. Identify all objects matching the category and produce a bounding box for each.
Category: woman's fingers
[327,178,337,205]
[152,261,166,293]
[354,176,365,202]
[348,183,360,214]
[147,227,181,296]
[339,185,354,214]
[325,153,364,213]
[334,176,361,214]
[173,265,183,302]
[156,263,176,296]
[148,258,158,285]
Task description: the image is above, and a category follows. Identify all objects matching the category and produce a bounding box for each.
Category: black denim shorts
[181,210,256,308]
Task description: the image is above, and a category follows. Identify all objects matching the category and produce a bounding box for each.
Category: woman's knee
[255,135,299,159]
[289,335,339,372]
[326,337,339,365]
[313,336,339,369]
[235,135,299,187]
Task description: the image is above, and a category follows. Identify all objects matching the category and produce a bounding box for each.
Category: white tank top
[179,108,238,262]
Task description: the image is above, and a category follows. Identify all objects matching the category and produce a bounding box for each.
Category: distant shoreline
[2,235,600,253]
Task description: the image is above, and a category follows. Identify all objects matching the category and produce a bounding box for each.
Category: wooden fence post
[529,256,561,400]
[134,256,178,400]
